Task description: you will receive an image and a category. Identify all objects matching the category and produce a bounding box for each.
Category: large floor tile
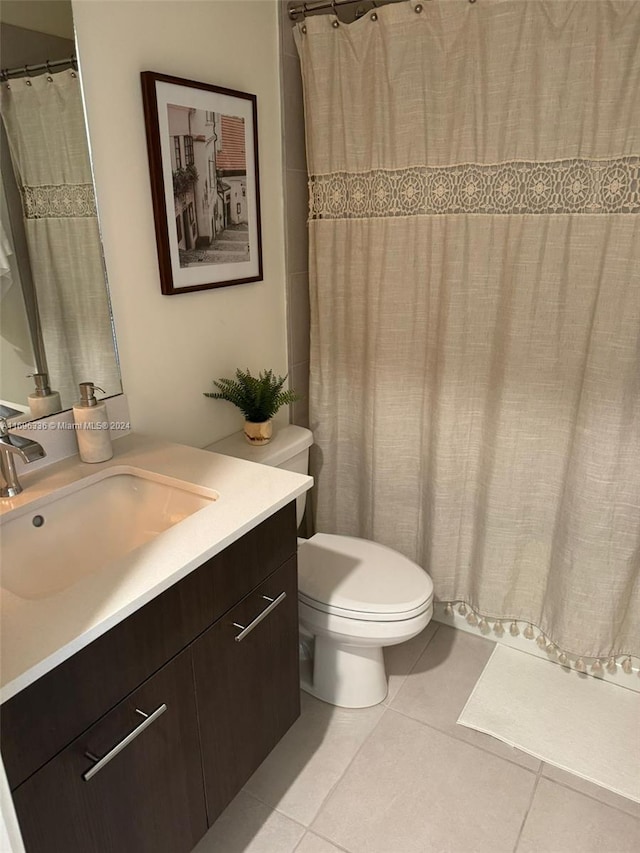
[391,624,540,770]
[192,791,304,853]
[384,621,439,705]
[541,763,640,819]
[517,779,640,853]
[244,691,385,826]
[312,708,536,853]
[295,832,349,853]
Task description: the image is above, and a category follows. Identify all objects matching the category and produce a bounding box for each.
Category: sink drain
[32,515,45,527]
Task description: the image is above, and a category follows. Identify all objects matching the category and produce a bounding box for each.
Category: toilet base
[302,635,388,708]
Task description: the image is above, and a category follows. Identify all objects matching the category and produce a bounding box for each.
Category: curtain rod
[288,0,405,21]
[0,55,77,83]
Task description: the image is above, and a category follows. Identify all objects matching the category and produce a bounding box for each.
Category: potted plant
[204,368,300,445]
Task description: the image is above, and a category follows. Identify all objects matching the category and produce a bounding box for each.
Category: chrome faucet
[0,418,46,498]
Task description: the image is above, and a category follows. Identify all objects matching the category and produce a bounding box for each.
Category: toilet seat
[297,533,433,623]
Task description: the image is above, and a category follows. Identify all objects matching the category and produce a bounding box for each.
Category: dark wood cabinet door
[193,556,300,824]
[12,649,207,853]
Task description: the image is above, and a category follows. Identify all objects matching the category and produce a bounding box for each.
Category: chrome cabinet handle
[82,704,167,781]
[233,591,287,642]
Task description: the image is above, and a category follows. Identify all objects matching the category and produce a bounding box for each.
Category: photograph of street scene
[168,105,249,267]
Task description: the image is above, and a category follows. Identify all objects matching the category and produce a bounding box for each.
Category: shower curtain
[295,0,640,666]
[0,68,120,407]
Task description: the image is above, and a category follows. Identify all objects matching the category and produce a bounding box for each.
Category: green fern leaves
[204,368,300,422]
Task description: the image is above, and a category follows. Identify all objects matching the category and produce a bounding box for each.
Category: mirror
[0,0,122,422]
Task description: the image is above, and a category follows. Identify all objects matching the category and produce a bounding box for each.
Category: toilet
[205,425,434,708]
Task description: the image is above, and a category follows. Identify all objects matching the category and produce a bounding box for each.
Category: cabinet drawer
[210,501,297,620]
[193,556,300,824]
[2,502,297,790]
[12,649,207,853]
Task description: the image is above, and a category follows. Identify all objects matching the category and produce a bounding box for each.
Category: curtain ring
[46,60,54,82]
[23,65,33,85]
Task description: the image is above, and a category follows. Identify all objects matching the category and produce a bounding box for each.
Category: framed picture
[141,71,263,295]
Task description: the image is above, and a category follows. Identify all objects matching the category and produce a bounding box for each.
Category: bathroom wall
[72,0,289,448]
[279,2,310,428]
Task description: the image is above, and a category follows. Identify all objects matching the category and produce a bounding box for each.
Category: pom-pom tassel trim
[438,605,638,677]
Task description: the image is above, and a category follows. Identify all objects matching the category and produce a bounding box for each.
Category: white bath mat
[458,645,640,803]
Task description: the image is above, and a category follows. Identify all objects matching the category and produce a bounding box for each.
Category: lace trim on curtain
[22,183,97,219]
[308,157,640,219]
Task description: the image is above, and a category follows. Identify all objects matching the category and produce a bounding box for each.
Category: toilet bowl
[205,425,434,708]
[298,533,433,707]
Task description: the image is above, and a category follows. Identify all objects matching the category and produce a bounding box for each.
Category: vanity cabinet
[12,649,206,853]
[2,503,299,853]
[194,556,300,822]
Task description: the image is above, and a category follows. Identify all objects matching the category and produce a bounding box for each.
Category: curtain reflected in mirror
[0,1,121,420]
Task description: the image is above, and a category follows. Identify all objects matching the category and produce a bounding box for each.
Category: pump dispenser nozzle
[78,382,106,408]
[27,373,51,397]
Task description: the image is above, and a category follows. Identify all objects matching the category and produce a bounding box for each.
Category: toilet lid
[297,533,433,620]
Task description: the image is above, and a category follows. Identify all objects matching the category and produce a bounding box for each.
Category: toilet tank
[204,425,313,528]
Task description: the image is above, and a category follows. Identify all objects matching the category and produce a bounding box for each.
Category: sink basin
[0,468,218,600]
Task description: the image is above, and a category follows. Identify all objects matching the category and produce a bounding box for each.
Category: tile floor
[193,623,640,853]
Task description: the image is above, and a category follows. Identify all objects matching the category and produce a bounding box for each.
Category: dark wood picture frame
[141,71,263,295]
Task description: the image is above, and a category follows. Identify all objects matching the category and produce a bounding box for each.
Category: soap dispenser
[27,373,62,418]
[72,382,113,463]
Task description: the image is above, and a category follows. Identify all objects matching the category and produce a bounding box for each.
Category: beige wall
[72,0,288,447]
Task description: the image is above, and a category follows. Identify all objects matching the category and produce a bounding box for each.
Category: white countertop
[0,433,312,703]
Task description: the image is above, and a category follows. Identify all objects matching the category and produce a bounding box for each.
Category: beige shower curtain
[295,0,640,665]
[0,68,120,407]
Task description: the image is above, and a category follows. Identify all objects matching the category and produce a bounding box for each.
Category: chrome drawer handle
[82,704,167,781]
[233,591,287,642]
